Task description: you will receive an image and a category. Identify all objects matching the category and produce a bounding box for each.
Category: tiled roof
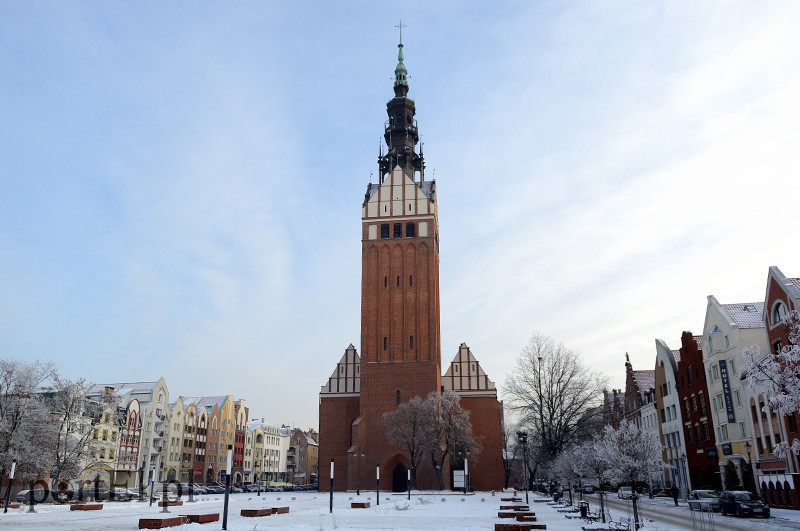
[722,302,765,328]
[790,278,800,291]
[633,370,655,392]
[672,349,681,364]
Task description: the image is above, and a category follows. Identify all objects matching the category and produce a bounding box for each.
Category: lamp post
[376,464,380,506]
[222,445,232,530]
[680,453,688,503]
[516,431,529,505]
[744,441,753,493]
[3,458,16,513]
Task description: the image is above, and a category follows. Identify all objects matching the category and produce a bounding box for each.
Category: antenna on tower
[369,171,373,184]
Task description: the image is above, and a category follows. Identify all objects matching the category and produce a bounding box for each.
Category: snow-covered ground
[2,490,800,530]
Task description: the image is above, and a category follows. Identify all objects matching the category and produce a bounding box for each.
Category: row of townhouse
[79,379,318,490]
[610,266,800,510]
[242,423,319,487]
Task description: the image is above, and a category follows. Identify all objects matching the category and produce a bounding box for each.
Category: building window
[396,390,401,405]
[409,275,413,287]
[686,365,692,385]
[405,222,415,237]
[773,339,783,354]
[729,359,737,375]
[396,276,400,287]
[381,224,389,239]
[383,337,388,350]
[734,389,741,407]
[409,336,414,348]
[772,301,788,326]
[393,223,402,238]
[384,276,388,288]
[789,413,798,433]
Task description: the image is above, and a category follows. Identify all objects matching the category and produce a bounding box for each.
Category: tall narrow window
[409,336,414,348]
[396,276,400,287]
[393,223,402,238]
[380,224,389,239]
[405,222,415,237]
[409,275,413,286]
[383,337,388,350]
[396,390,401,405]
[384,276,388,288]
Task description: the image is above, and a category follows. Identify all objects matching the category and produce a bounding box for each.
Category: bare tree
[384,395,432,489]
[43,376,106,490]
[504,333,607,465]
[426,391,481,490]
[0,359,58,482]
[597,419,663,530]
[742,309,800,456]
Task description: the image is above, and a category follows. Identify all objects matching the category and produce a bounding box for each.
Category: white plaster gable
[319,344,360,396]
[442,342,497,397]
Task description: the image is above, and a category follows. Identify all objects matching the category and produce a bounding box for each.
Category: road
[575,492,798,530]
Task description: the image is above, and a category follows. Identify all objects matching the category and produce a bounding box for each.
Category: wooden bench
[70,503,103,511]
[351,501,370,508]
[501,497,523,502]
[273,506,290,514]
[500,505,530,510]
[157,500,183,507]
[516,514,537,522]
[241,508,274,517]
[138,516,189,529]
[181,513,219,524]
[6,503,21,509]
[498,511,519,518]
[494,524,546,531]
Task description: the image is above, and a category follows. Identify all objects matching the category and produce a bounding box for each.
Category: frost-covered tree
[742,309,800,457]
[43,376,106,490]
[426,391,481,490]
[504,333,607,466]
[597,419,662,530]
[0,359,58,482]
[384,395,432,489]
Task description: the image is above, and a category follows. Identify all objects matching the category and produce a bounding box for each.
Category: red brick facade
[676,331,720,490]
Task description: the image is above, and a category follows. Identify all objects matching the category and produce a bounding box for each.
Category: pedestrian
[671,485,679,506]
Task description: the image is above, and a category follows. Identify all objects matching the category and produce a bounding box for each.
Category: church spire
[393,21,409,97]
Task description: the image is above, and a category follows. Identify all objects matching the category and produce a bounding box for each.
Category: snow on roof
[671,349,681,364]
[722,302,765,328]
[633,370,655,391]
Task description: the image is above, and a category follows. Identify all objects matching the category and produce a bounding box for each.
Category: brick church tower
[319,34,503,493]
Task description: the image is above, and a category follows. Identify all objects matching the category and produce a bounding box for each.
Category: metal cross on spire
[395,20,406,45]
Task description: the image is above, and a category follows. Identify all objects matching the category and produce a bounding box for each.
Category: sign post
[329,459,334,513]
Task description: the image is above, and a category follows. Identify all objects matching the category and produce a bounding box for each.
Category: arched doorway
[392,464,408,493]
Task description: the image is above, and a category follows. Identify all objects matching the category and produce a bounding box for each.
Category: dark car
[719,491,769,518]
[688,490,720,511]
[15,489,65,504]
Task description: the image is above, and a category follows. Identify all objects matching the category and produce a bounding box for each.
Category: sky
[1,1,799,431]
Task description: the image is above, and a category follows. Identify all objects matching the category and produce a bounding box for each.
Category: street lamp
[680,453,688,502]
[516,431,529,505]
[744,441,753,492]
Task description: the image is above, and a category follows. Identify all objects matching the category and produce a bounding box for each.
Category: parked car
[719,491,769,518]
[204,485,225,494]
[617,486,635,499]
[15,489,64,504]
[688,490,721,511]
[581,485,596,494]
